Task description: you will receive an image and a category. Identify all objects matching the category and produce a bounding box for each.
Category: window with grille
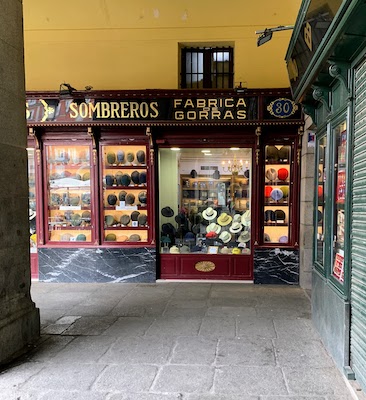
[181,47,234,89]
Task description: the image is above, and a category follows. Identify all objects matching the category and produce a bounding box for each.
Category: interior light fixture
[171,147,180,151]
[201,150,211,153]
[255,25,294,47]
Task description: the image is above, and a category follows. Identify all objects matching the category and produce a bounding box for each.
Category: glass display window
[45,143,93,243]
[332,120,347,284]
[159,147,252,255]
[28,148,37,245]
[263,145,291,244]
[316,135,327,267]
[101,144,149,244]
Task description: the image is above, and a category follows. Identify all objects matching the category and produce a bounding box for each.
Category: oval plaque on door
[195,261,216,272]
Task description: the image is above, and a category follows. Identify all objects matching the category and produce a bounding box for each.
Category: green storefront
[286,0,366,392]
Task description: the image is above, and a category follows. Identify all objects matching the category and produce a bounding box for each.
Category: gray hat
[69,196,80,206]
[119,190,127,201]
[105,215,116,226]
[129,234,141,242]
[76,234,87,241]
[60,233,73,241]
[81,193,91,205]
[125,193,135,205]
[126,152,135,163]
[138,214,147,226]
[120,214,130,226]
[82,211,91,222]
[117,150,125,164]
[136,150,146,164]
[70,213,82,226]
[115,171,124,186]
[138,191,147,205]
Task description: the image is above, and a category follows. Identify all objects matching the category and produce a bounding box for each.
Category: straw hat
[241,210,251,226]
[238,230,250,243]
[229,221,242,233]
[219,231,232,243]
[217,213,232,226]
[202,207,217,221]
[206,222,221,234]
[170,245,180,254]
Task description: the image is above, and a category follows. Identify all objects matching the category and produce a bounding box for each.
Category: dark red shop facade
[27,88,303,283]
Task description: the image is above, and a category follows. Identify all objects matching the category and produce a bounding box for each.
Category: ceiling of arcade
[22,0,302,92]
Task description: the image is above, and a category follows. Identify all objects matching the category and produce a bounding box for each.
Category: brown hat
[125,193,135,205]
[120,215,130,225]
[129,234,141,242]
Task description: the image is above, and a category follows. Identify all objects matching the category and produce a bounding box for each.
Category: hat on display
[279,236,288,243]
[138,191,147,205]
[73,173,82,181]
[175,213,187,225]
[277,168,289,181]
[244,169,250,179]
[129,234,141,242]
[264,210,275,222]
[119,190,127,201]
[71,213,82,226]
[120,214,131,226]
[106,152,116,165]
[220,246,230,254]
[241,210,251,226]
[131,171,140,185]
[190,169,198,178]
[82,172,90,181]
[266,146,279,162]
[190,212,203,225]
[126,152,135,164]
[139,172,147,184]
[180,245,190,254]
[238,230,250,243]
[192,224,201,234]
[131,211,140,221]
[105,215,116,227]
[161,206,174,217]
[125,193,135,205]
[170,245,180,254]
[206,222,221,234]
[81,193,91,205]
[162,223,176,235]
[29,209,36,220]
[82,210,91,222]
[107,194,118,205]
[318,185,323,198]
[138,214,147,226]
[213,170,221,179]
[271,188,283,201]
[61,233,73,241]
[265,186,273,198]
[76,234,87,241]
[274,210,286,221]
[318,210,323,223]
[278,146,290,161]
[70,196,80,206]
[115,172,124,186]
[117,150,125,164]
[232,247,241,255]
[280,186,289,198]
[217,213,233,226]
[136,150,146,164]
[184,232,195,241]
[233,214,242,223]
[265,168,277,182]
[161,236,171,244]
[219,231,232,243]
[121,174,131,187]
[118,235,129,242]
[229,221,242,233]
[264,233,271,242]
[202,207,217,221]
[105,175,115,186]
[206,231,218,239]
[105,233,117,241]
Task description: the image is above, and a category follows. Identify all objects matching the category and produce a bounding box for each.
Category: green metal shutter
[351,57,366,392]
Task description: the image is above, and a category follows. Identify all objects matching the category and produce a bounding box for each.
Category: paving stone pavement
[0,282,362,400]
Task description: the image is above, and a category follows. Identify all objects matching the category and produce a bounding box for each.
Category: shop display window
[159,147,252,255]
[316,135,326,267]
[45,144,93,243]
[101,144,149,243]
[263,145,291,244]
[28,148,37,245]
[332,121,347,283]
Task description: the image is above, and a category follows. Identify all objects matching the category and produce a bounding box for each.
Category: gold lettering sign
[304,22,312,51]
[195,261,216,272]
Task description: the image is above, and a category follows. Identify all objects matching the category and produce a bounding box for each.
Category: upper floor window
[181,47,234,89]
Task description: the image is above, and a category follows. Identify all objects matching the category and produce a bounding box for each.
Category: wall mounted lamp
[255,25,294,47]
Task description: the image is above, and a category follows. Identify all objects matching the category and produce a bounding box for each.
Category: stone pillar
[299,114,315,291]
[0,0,40,364]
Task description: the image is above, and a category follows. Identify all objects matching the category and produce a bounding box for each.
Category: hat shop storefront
[27,89,303,283]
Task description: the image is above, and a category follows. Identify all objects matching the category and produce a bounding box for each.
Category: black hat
[161,206,174,217]
[213,170,220,179]
[107,194,117,205]
[105,175,115,186]
[131,211,140,221]
[274,210,286,221]
[190,169,198,178]
[121,174,131,186]
[139,171,147,184]
[244,169,250,179]
[318,210,323,223]
[115,172,124,186]
[266,146,279,162]
[162,223,176,235]
[264,210,275,222]
[136,150,146,164]
[278,146,290,161]
[138,191,147,205]
[118,190,127,201]
[131,171,140,185]
[106,152,116,165]
[175,213,187,225]
[117,150,125,164]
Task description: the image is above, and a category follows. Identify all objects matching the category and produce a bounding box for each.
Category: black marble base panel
[38,247,156,283]
[254,248,299,284]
